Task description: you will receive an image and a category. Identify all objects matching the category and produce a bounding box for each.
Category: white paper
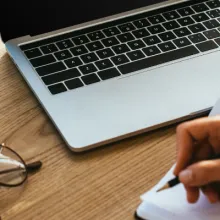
[209,98,220,117]
[138,165,220,220]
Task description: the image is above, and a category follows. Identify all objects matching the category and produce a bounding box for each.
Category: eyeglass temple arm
[26,161,42,172]
[0,161,42,175]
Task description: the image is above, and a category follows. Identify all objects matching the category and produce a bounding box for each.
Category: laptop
[1,0,220,152]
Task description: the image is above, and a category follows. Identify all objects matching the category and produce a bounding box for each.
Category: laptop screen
[1,0,168,42]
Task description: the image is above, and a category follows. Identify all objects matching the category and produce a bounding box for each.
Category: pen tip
[156,183,169,193]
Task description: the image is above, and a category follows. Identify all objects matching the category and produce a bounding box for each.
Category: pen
[156,154,220,193]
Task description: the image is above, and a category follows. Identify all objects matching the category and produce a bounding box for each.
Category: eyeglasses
[0,143,42,187]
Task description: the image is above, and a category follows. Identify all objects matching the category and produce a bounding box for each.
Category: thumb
[179,160,220,186]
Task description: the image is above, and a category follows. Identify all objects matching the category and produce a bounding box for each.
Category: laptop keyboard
[20,0,220,95]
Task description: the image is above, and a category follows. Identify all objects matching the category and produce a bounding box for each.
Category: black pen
[157,154,220,193]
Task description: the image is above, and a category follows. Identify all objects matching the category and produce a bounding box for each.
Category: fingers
[179,160,220,186]
[174,121,195,175]
[202,185,219,203]
[184,184,220,204]
[184,186,200,203]
[173,116,220,204]
[174,116,220,176]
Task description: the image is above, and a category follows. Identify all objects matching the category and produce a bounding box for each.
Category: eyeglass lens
[0,147,27,186]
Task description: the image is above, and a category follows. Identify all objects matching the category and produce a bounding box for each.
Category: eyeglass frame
[0,143,42,187]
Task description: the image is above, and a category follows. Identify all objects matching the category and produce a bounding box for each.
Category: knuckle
[176,122,189,133]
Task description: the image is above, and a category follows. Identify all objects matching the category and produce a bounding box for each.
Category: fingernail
[179,169,193,184]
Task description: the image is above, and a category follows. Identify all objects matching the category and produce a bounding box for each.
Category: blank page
[138,165,220,220]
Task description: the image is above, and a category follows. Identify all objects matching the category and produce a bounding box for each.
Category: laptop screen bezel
[1,0,183,43]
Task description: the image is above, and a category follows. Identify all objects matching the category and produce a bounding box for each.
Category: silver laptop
[2,0,220,152]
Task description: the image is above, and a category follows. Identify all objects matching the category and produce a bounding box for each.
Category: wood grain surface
[0,40,178,220]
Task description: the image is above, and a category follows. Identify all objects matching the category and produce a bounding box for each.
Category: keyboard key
[117,33,135,43]
[188,33,207,43]
[158,41,176,52]
[203,19,220,29]
[36,62,66,76]
[188,23,206,33]
[64,57,83,68]
[192,13,209,22]
[102,37,120,47]
[126,50,145,61]
[148,15,166,24]
[86,41,104,52]
[174,27,191,37]
[118,46,199,74]
[96,48,115,59]
[118,23,136,32]
[80,52,99,64]
[148,24,165,34]
[192,3,209,12]
[203,29,220,39]
[103,27,121,37]
[25,0,220,94]
[56,40,74,50]
[48,83,67,95]
[88,31,105,41]
[163,11,180,20]
[207,0,220,9]
[163,21,180,30]
[54,50,72,60]
[70,45,88,56]
[112,44,130,54]
[178,7,195,16]
[30,54,56,67]
[128,40,146,50]
[24,48,42,59]
[143,35,161,46]
[42,68,81,85]
[79,64,98,75]
[207,9,220,18]
[111,54,129,65]
[132,28,150,38]
[95,59,114,70]
[177,17,195,26]
[133,19,151,28]
[196,40,218,52]
[40,44,58,54]
[72,35,90,45]
[81,74,100,85]
[98,68,121,80]
[142,46,161,56]
[158,31,176,41]
[214,37,220,45]
[173,37,191,48]
[65,78,84,90]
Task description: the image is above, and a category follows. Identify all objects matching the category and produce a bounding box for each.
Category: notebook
[135,98,220,220]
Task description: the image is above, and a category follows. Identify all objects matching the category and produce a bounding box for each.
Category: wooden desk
[0,40,177,220]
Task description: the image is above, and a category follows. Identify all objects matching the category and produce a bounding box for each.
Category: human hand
[173,116,220,203]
